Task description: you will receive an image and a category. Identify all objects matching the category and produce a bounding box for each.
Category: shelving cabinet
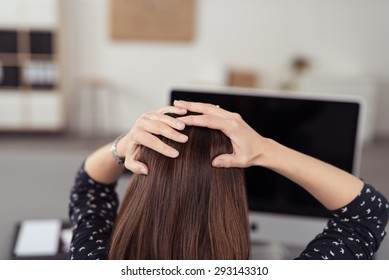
[0,0,64,131]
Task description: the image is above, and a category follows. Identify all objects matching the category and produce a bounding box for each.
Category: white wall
[62,0,389,137]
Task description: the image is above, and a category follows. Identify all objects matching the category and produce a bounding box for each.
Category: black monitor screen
[170,89,361,218]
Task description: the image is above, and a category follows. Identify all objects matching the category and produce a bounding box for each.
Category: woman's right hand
[116,106,189,174]
[174,100,269,169]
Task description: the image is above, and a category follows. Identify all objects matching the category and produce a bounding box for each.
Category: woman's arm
[296,184,389,260]
[259,138,363,210]
[174,100,363,210]
[84,143,125,184]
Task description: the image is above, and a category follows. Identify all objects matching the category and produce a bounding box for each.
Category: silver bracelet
[111,133,126,165]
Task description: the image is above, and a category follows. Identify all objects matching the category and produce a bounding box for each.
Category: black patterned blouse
[69,164,389,260]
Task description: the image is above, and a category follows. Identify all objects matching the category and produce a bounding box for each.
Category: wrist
[253,137,281,169]
[85,142,125,184]
[111,134,126,165]
[116,134,127,158]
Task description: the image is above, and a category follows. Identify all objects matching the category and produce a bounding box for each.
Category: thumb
[212,154,235,168]
[125,160,149,175]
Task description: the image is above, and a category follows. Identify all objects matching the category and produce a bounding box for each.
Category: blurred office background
[0,0,388,259]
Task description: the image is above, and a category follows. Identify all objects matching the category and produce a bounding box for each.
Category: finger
[124,145,148,174]
[136,131,180,158]
[141,118,188,143]
[144,111,186,131]
[157,106,187,115]
[125,159,149,175]
[212,154,235,168]
[123,145,149,174]
[174,100,228,117]
[177,114,230,132]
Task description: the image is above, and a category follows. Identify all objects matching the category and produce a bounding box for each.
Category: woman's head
[108,115,250,259]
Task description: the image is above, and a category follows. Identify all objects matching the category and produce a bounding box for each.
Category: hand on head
[174,100,266,168]
[119,101,266,174]
[116,106,189,175]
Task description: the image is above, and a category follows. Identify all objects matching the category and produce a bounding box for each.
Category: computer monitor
[170,86,364,250]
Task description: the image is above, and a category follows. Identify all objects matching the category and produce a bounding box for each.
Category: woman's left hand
[116,106,188,174]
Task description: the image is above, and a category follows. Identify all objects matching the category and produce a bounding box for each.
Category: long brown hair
[108,118,250,259]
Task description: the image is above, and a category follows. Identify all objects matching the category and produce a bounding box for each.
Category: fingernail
[171,150,179,157]
[180,134,188,142]
[140,167,148,175]
[213,160,223,167]
[176,121,184,129]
